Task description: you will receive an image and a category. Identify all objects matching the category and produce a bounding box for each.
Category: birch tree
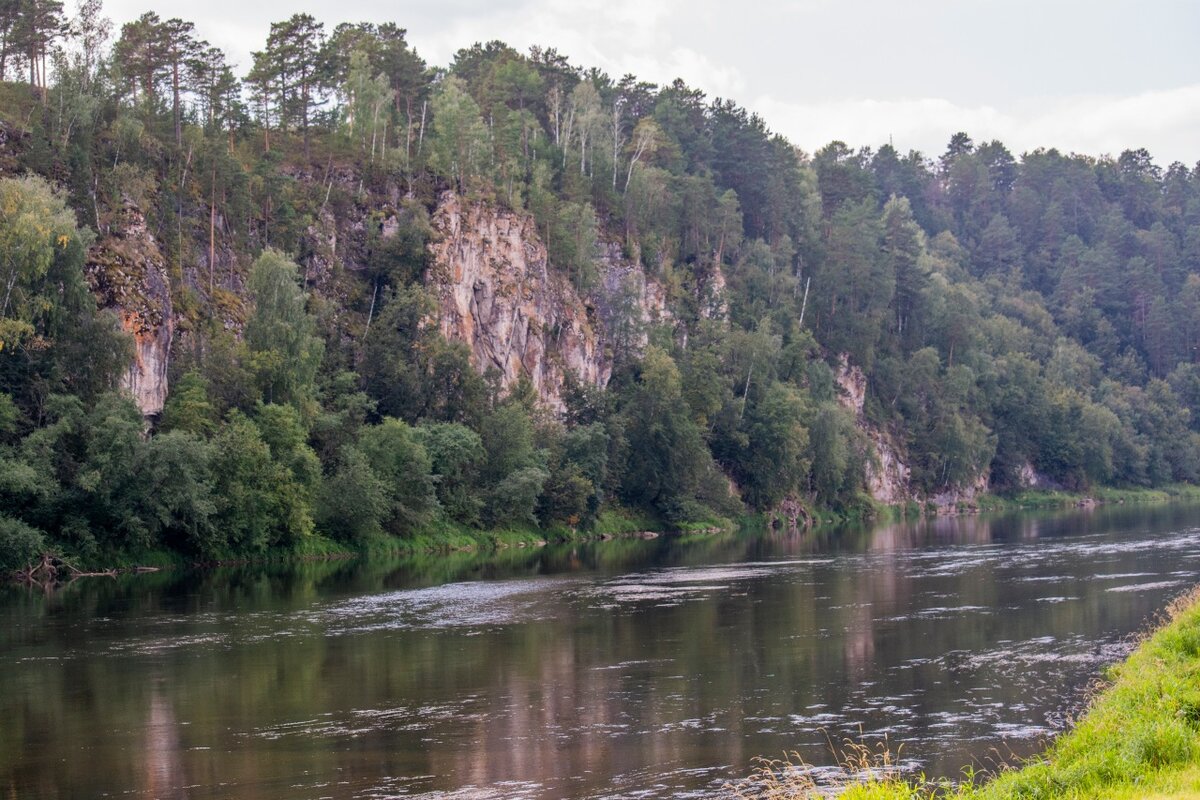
[429,76,488,190]
[568,81,601,176]
[623,117,660,194]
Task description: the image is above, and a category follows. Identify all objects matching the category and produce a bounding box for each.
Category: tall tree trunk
[611,103,621,191]
[301,74,310,159]
[172,61,181,146]
[404,96,412,170]
[209,166,217,294]
[364,278,379,340]
[798,276,811,328]
[738,364,753,421]
[417,100,426,159]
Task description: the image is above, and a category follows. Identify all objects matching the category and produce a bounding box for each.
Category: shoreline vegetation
[9,484,1200,582]
[730,583,1200,800]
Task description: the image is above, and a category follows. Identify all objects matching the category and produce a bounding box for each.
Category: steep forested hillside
[2,2,1199,568]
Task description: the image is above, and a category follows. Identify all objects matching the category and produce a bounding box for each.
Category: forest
[2,0,1200,569]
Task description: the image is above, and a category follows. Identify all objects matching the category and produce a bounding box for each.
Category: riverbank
[6,506,742,578]
[972,483,1200,514]
[795,484,1200,530]
[13,484,1200,578]
[737,583,1200,799]
[970,582,1200,800]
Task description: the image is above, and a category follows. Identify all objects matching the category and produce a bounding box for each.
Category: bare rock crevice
[426,192,668,411]
[834,355,913,505]
[86,201,173,419]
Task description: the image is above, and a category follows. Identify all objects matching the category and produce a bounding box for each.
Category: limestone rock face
[835,354,996,510]
[834,355,913,505]
[121,310,172,420]
[927,470,991,513]
[1016,461,1060,491]
[594,240,671,354]
[426,192,666,410]
[865,432,913,506]
[86,202,173,418]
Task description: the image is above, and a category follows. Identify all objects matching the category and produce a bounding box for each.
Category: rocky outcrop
[594,240,671,355]
[426,192,667,410]
[834,354,998,510]
[78,184,672,418]
[770,496,811,534]
[834,356,912,505]
[0,120,24,177]
[864,431,912,506]
[1016,461,1060,491]
[928,470,990,513]
[86,202,173,418]
[427,193,604,409]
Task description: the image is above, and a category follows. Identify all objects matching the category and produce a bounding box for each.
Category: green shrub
[0,516,46,572]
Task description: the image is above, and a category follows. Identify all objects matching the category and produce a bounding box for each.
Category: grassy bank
[357,506,737,557]
[266,485,1200,565]
[810,484,1200,527]
[736,585,1200,799]
[19,505,740,576]
[969,585,1200,799]
[20,483,1199,576]
[973,484,1200,514]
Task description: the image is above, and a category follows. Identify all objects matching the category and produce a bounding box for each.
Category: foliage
[4,4,1200,569]
[415,421,485,526]
[210,411,314,554]
[316,445,387,543]
[0,177,129,419]
[0,516,45,571]
[356,417,435,535]
[244,249,325,414]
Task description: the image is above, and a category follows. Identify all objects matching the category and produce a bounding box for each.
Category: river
[4,503,1200,798]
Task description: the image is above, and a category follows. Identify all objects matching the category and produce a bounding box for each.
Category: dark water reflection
[4,504,1200,798]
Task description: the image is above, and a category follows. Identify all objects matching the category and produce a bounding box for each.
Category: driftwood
[12,553,118,588]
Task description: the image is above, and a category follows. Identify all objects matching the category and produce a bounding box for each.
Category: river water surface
[5,503,1200,798]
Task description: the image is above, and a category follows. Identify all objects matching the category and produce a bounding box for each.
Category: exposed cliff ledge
[834,356,912,505]
[426,192,668,410]
[86,202,173,418]
[76,183,673,417]
[835,355,996,511]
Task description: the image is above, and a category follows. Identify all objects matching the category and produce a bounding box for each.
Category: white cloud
[1022,86,1200,163]
[406,0,748,98]
[751,86,1200,165]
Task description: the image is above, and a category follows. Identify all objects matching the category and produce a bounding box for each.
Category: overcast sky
[103,0,1200,165]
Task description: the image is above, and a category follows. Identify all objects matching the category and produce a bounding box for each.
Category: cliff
[834,356,912,505]
[75,181,670,419]
[86,202,173,419]
[79,184,996,514]
[2,126,171,419]
[425,192,667,410]
[834,357,1000,511]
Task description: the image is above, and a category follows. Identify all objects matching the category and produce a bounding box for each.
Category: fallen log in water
[12,553,119,587]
